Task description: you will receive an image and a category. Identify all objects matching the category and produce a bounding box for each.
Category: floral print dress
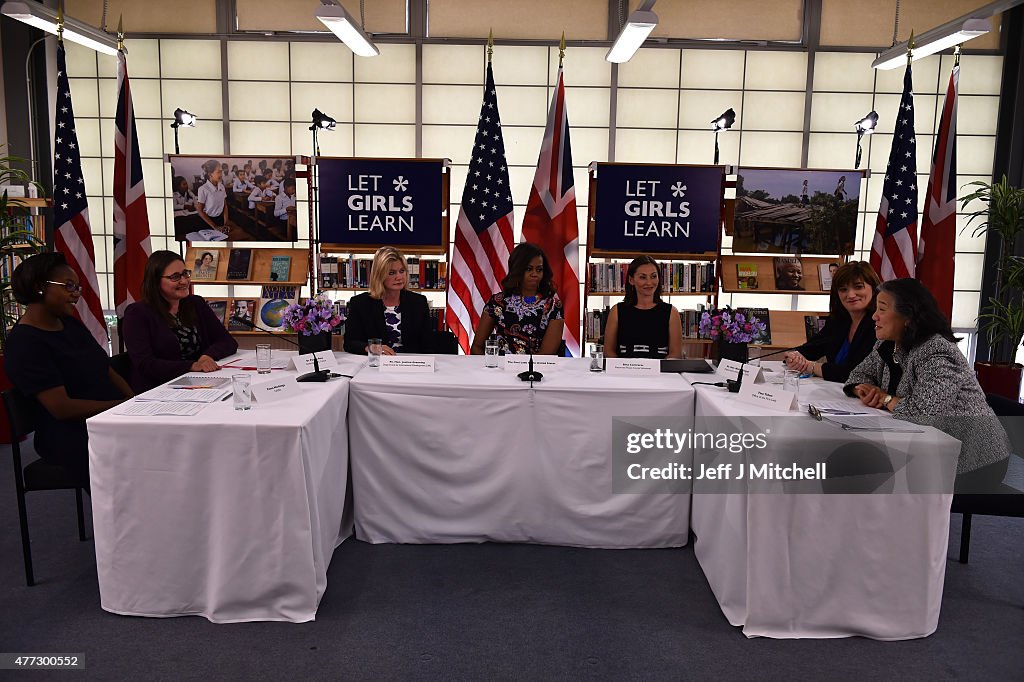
[484,291,563,354]
[383,305,403,350]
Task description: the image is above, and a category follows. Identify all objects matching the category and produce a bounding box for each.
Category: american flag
[871,64,918,281]
[917,64,959,321]
[112,48,152,319]
[445,62,514,353]
[53,41,107,348]
[521,65,581,357]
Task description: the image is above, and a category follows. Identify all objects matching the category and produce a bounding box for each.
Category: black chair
[432,330,459,355]
[109,351,132,387]
[949,394,1024,563]
[2,388,89,586]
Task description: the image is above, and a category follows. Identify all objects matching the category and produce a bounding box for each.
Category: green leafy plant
[0,149,48,349]
[961,176,1024,364]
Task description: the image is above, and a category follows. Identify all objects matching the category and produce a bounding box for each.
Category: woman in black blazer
[343,246,434,355]
[783,261,881,383]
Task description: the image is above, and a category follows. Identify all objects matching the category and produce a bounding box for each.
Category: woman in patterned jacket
[845,278,1010,492]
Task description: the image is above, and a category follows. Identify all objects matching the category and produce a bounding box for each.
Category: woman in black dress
[603,256,683,359]
[4,253,133,488]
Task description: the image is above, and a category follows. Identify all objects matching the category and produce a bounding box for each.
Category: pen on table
[220,393,231,401]
[172,385,215,390]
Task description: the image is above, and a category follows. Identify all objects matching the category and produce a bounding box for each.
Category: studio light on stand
[309,108,336,158]
[169,108,197,155]
[605,0,658,64]
[315,0,379,57]
[854,111,878,169]
[711,108,736,165]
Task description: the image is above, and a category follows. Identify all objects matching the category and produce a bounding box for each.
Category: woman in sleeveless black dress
[603,256,683,359]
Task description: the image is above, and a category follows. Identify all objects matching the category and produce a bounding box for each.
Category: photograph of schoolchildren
[170,155,298,242]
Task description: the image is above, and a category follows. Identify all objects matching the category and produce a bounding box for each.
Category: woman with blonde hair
[343,246,435,355]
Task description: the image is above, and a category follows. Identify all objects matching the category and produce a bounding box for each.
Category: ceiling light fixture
[606,0,657,64]
[1,1,118,55]
[315,1,379,58]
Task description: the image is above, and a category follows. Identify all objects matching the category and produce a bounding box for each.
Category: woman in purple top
[122,250,238,392]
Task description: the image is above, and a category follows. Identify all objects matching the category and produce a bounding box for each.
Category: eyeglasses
[45,280,82,294]
[162,270,193,282]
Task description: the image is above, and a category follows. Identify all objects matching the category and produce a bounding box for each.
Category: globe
[260,299,290,329]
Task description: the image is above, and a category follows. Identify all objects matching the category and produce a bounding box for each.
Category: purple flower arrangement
[698,307,766,344]
[282,295,345,336]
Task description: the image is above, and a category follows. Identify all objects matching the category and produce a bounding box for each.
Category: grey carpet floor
[1,446,1021,681]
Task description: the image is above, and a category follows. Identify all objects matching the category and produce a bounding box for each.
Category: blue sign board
[317,158,445,248]
[592,163,723,254]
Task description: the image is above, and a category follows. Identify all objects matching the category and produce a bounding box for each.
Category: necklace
[892,341,902,365]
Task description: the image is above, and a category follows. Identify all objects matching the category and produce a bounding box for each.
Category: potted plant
[698,307,767,364]
[0,149,48,441]
[960,175,1024,399]
[282,294,345,354]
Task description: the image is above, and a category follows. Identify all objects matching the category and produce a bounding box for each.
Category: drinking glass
[255,344,272,375]
[782,368,800,396]
[232,374,252,411]
[484,338,500,368]
[368,338,383,368]
[590,344,605,372]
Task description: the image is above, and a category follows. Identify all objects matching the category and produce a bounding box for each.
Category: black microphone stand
[517,353,544,385]
[230,316,338,383]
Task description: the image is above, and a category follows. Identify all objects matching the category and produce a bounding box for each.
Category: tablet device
[661,359,714,374]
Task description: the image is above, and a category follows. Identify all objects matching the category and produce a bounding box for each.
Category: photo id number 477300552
[0,654,84,670]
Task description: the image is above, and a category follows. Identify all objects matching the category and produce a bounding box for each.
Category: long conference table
[88,352,961,638]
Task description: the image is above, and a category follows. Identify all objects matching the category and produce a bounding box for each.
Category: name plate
[379,355,435,373]
[252,378,302,404]
[503,357,560,370]
[738,383,799,411]
[740,364,766,386]
[605,358,661,376]
[290,351,338,372]
[716,359,744,380]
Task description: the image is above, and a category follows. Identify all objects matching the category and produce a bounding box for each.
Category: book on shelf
[818,263,836,292]
[192,250,220,281]
[407,257,420,288]
[226,248,253,281]
[736,262,759,290]
[206,298,228,326]
[588,261,715,295]
[738,307,772,344]
[258,286,298,331]
[804,314,829,341]
[773,256,805,291]
[269,255,292,282]
[227,299,256,331]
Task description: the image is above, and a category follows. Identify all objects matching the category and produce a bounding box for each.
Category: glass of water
[484,337,500,368]
[232,373,252,411]
[590,344,605,372]
[368,338,383,368]
[782,368,800,396]
[255,344,272,375]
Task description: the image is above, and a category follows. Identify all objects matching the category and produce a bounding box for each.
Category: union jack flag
[521,65,581,357]
[917,65,958,320]
[445,62,514,353]
[871,63,918,281]
[113,47,152,318]
[53,40,107,348]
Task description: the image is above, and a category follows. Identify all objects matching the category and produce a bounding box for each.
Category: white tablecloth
[686,367,961,639]
[87,352,360,623]
[349,356,695,548]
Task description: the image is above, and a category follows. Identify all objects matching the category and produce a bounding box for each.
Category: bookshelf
[720,254,843,295]
[184,246,308,286]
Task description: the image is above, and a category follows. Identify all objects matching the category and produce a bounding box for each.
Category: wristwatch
[881,394,894,409]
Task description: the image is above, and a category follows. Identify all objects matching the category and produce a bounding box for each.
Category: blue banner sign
[317,158,445,248]
[592,163,723,254]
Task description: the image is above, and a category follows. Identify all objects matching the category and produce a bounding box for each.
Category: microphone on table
[229,315,339,383]
[722,345,802,393]
[517,352,543,385]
